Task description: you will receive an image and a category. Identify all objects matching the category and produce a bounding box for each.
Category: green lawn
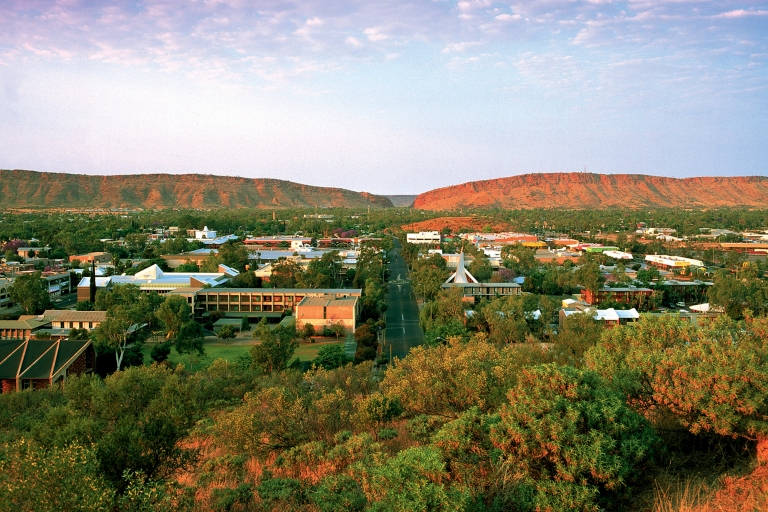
[140,338,344,371]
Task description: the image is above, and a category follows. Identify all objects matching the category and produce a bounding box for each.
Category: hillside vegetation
[413,173,768,210]
[0,170,393,209]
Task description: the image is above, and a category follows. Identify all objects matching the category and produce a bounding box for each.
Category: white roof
[563,307,640,322]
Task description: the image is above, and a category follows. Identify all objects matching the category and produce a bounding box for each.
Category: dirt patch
[401,216,514,234]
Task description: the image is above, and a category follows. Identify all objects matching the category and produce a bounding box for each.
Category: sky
[1,1,767,195]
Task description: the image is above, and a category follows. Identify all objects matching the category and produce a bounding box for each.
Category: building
[0,278,12,311]
[51,311,107,331]
[583,286,653,306]
[69,252,113,264]
[0,339,95,392]
[406,231,442,245]
[442,252,521,302]
[560,308,640,329]
[645,255,704,271]
[76,264,238,301]
[193,226,217,240]
[244,236,315,249]
[168,287,362,320]
[0,317,52,340]
[295,296,360,334]
[603,250,633,260]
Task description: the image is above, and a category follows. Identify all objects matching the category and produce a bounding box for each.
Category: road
[383,239,424,362]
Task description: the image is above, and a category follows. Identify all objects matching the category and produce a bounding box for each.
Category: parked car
[676,301,686,307]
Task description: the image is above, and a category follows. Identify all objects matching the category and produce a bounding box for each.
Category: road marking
[401,314,404,321]
[402,327,406,334]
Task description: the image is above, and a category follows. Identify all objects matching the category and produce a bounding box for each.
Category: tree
[312,344,350,370]
[175,260,200,272]
[75,300,95,311]
[230,271,262,288]
[175,321,206,357]
[574,261,605,295]
[217,325,237,340]
[354,323,378,362]
[467,252,493,282]
[270,259,303,288]
[155,295,191,340]
[9,271,52,314]
[250,318,298,374]
[92,306,140,371]
[217,241,250,271]
[68,327,90,341]
[150,342,172,363]
[489,364,661,510]
[301,322,315,340]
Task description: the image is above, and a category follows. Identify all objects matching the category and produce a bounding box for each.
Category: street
[383,239,424,361]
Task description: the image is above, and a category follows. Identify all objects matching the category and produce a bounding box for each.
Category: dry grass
[653,464,768,512]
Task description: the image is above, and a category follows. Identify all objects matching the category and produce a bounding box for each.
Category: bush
[150,342,172,363]
[217,325,237,340]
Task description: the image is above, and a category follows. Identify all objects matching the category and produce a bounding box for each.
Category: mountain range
[412,173,768,210]
[2,170,767,211]
[0,170,393,209]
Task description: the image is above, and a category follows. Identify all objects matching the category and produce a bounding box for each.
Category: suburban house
[295,296,360,334]
[0,339,95,392]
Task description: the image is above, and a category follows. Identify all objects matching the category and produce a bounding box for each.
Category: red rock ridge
[413,173,768,210]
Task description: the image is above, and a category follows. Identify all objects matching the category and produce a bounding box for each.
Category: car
[658,307,668,313]
[676,301,686,308]
[54,298,63,303]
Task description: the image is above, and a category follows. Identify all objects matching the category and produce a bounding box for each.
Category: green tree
[9,271,52,314]
[312,344,350,370]
[175,260,200,272]
[175,321,206,358]
[217,324,238,340]
[490,364,660,511]
[301,322,315,340]
[250,318,298,374]
[270,259,304,288]
[155,295,191,340]
[574,261,606,295]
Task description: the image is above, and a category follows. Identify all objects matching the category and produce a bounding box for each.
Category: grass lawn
[140,338,344,371]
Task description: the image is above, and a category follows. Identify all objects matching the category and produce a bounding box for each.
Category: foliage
[68,327,90,340]
[312,344,351,370]
[175,321,206,357]
[9,271,51,314]
[381,334,545,418]
[301,322,315,340]
[270,258,303,288]
[489,364,661,511]
[150,342,172,363]
[0,439,114,511]
[217,324,237,340]
[155,295,191,340]
[354,323,378,362]
[551,312,604,367]
[250,318,298,374]
[76,300,95,311]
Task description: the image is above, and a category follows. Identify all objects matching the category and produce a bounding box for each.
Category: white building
[406,231,441,245]
[195,226,217,240]
[645,255,704,270]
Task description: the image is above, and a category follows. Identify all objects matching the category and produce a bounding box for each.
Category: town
[1,206,767,509]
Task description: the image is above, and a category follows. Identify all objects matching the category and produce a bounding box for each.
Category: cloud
[713,9,768,19]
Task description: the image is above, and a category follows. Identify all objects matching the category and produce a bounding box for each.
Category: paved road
[384,239,424,362]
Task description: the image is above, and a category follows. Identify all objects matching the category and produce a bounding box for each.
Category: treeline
[2,314,767,510]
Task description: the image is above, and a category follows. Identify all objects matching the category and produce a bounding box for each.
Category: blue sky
[1,1,767,195]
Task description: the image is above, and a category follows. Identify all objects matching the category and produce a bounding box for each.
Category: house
[0,339,95,392]
[295,296,360,334]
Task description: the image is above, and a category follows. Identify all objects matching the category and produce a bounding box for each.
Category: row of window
[199,294,304,304]
[203,304,285,312]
